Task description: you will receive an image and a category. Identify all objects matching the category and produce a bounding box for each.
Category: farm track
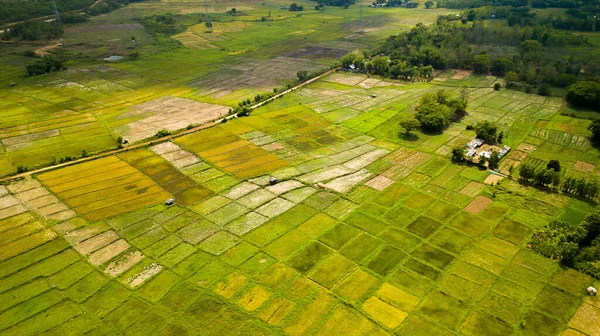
[0,67,339,183]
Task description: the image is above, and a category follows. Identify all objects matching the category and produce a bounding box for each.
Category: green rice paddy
[1,0,600,335]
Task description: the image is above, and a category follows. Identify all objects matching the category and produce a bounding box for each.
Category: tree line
[518,159,600,199]
[530,208,600,279]
[366,16,599,97]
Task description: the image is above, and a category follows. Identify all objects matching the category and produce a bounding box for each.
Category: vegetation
[371,15,597,93]
[0,0,93,25]
[289,3,304,11]
[531,208,600,278]
[566,81,600,110]
[25,58,66,76]
[1,21,63,41]
[519,160,599,199]
[415,90,467,132]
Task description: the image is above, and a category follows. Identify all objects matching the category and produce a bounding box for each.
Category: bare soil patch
[75,230,119,255]
[365,175,394,191]
[464,196,493,214]
[65,23,143,33]
[483,174,504,185]
[286,46,348,59]
[105,251,144,277]
[451,69,473,80]
[128,262,163,287]
[574,161,595,173]
[115,96,228,142]
[88,239,130,266]
[516,143,537,152]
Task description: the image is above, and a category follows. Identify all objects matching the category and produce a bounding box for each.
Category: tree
[451,147,465,162]
[491,57,515,76]
[400,118,420,135]
[504,71,520,88]
[289,3,304,11]
[297,70,309,81]
[588,119,600,143]
[488,151,500,170]
[472,54,490,74]
[474,121,498,144]
[530,220,586,261]
[547,160,561,172]
[371,56,390,76]
[566,81,600,110]
[341,52,357,68]
[415,102,451,132]
[231,8,237,13]
[538,83,551,96]
[424,1,434,8]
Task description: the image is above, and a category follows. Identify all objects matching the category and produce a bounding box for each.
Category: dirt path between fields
[0,67,339,183]
[35,42,61,57]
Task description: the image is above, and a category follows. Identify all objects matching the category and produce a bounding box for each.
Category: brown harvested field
[464,196,493,214]
[399,152,431,169]
[568,303,600,336]
[105,251,145,277]
[365,175,395,191]
[128,262,163,287]
[460,181,486,197]
[285,46,348,59]
[114,96,229,142]
[88,239,130,266]
[574,161,595,173]
[74,230,120,255]
[516,143,537,152]
[451,69,473,80]
[499,158,520,175]
[483,174,504,185]
[65,23,144,33]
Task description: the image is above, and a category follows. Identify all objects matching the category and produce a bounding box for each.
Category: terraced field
[0,71,599,335]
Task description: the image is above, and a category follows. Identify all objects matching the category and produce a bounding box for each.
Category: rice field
[1,0,600,332]
[0,69,599,335]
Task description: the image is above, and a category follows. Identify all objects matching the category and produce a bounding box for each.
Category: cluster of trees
[468,121,505,143]
[588,119,600,143]
[138,13,185,35]
[0,0,94,25]
[371,18,597,91]
[1,21,63,41]
[289,3,304,11]
[25,58,65,76]
[410,90,467,132]
[518,160,600,199]
[341,52,434,81]
[311,0,355,7]
[566,81,600,110]
[530,208,600,279]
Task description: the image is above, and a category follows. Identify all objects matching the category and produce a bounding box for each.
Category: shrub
[494,82,501,91]
[16,165,28,174]
[566,81,600,110]
[155,129,171,138]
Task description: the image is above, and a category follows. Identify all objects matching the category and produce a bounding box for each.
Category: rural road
[0,67,340,183]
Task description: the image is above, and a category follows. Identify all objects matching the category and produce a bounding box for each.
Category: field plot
[118,149,213,205]
[113,96,229,142]
[176,126,288,179]
[3,29,600,335]
[38,156,171,221]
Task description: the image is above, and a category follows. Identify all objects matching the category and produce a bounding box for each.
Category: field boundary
[0,67,339,183]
